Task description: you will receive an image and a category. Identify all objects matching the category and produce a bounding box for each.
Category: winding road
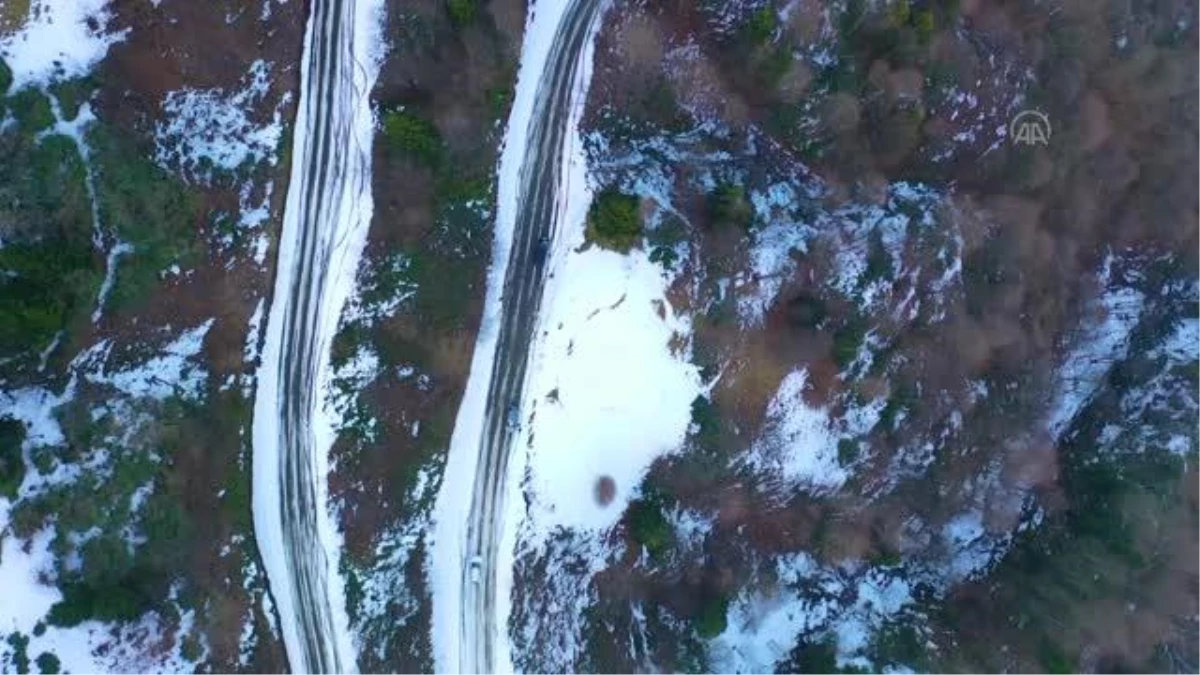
[252,0,378,672]
[459,0,602,671]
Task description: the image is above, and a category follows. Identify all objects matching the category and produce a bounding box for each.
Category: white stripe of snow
[429,1,606,671]
[251,0,384,671]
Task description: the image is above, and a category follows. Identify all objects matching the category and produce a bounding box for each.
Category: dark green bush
[627,498,672,557]
[0,417,26,499]
[446,0,476,25]
[786,293,828,328]
[742,6,777,45]
[48,574,159,626]
[89,124,199,311]
[832,319,867,367]
[8,88,53,133]
[694,594,730,638]
[382,109,444,167]
[707,183,754,230]
[586,188,642,252]
[837,438,859,466]
[35,652,60,675]
[0,58,12,96]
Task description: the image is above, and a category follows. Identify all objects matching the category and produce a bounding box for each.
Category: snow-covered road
[431,0,605,672]
[251,0,383,672]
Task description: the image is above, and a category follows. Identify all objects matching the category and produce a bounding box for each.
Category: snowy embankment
[250,0,384,671]
[430,0,664,670]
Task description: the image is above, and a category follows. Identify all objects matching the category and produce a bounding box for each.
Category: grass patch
[586,188,642,252]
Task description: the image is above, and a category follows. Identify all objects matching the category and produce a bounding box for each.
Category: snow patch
[155,60,284,183]
[520,247,701,533]
[0,0,127,91]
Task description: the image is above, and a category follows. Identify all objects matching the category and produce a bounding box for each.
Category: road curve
[460,1,604,672]
[252,0,378,671]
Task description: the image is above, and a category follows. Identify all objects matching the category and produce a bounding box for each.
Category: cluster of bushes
[90,125,200,312]
[586,188,642,252]
[0,120,100,358]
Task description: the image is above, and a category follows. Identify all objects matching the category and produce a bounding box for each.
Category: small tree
[586,189,642,252]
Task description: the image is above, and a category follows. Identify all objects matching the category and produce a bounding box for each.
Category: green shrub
[837,438,859,466]
[0,417,26,499]
[48,574,159,626]
[1038,639,1074,674]
[832,320,866,367]
[742,6,777,45]
[627,498,672,557]
[586,188,642,252]
[694,594,730,638]
[446,0,476,25]
[786,293,828,329]
[35,652,60,675]
[7,632,30,674]
[690,395,721,450]
[862,228,892,284]
[869,621,927,670]
[8,88,53,133]
[382,109,444,167]
[49,76,97,121]
[786,636,872,674]
[707,183,754,229]
[0,58,11,96]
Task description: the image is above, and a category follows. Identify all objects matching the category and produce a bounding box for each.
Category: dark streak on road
[460,0,603,672]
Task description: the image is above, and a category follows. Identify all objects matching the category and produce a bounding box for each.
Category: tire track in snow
[448,1,604,672]
[252,0,381,671]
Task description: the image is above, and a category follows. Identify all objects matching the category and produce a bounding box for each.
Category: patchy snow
[79,319,214,400]
[0,0,127,92]
[1046,257,1145,438]
[741,369,883,494]
[245,299,266,364]
[0,511,205,673]
[711,553,824,673]
[155,60,284,183]
[711,554,917,673]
